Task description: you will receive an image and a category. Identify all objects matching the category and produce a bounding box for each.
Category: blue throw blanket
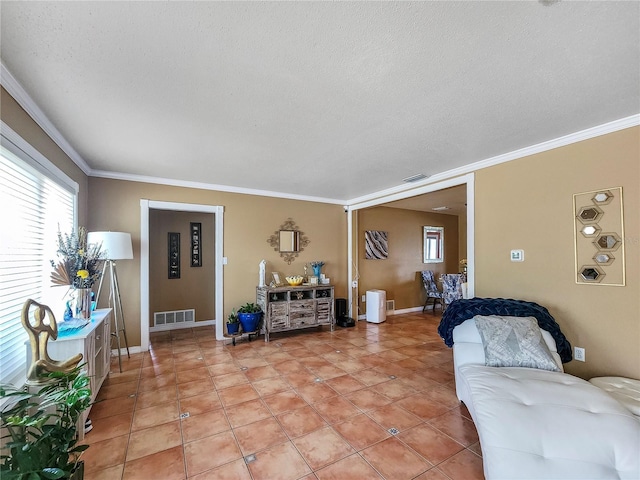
[438,297,573,363]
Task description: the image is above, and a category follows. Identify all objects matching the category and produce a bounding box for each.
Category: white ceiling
[1,1,638,204]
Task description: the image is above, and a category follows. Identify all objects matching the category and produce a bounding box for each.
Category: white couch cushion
[459,364,640,480]
[590,376,640,417]
[452,318,563,400]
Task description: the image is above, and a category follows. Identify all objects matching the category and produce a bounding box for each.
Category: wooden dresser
[256,285,334,342]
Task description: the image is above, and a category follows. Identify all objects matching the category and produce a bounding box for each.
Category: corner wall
[475,126,639,379]
[1,87,89,223]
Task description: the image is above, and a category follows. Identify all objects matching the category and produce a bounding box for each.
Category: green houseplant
[226,309,240,335]
[236,302,262,333]
[1,365,92,480]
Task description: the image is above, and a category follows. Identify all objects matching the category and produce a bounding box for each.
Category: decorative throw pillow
[474,315,560,372]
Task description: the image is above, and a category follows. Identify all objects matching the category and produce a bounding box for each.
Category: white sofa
[452,318,640,480]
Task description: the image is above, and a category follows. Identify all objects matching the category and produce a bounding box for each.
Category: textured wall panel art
[168,232,180,279]
[190,222,202,267]
[365,230,388,260]
[573,187,625,286]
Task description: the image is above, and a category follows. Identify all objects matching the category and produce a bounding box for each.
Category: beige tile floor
[82,311,484,480]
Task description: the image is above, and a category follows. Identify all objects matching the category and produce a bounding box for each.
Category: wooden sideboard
[257,285,334,342]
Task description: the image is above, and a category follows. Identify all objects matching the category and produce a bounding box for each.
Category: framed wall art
[573,187,625,286]
[190,222,202,267]
[365,230,388,259]
[168,232,180,279]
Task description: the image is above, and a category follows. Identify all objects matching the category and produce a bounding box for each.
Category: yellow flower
[77,270,89,279]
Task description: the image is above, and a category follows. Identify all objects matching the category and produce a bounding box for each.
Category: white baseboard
[149,319,216,333]
[110,345,145,356]
[357,305,427,320]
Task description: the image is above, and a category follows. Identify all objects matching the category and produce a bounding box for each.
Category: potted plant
[236,302,263,333]
[1,365,92,480]
[226,309,240,335]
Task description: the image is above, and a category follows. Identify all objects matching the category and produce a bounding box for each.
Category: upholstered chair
[421,270,444,314]
[441,273,464,309]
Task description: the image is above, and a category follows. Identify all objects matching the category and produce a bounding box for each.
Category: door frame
[346,173,474,316]
[140,200,225,350]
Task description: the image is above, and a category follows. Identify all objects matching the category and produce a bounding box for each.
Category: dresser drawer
[270,303,288,317]
[289,300,315,326]
[270,316,289,330]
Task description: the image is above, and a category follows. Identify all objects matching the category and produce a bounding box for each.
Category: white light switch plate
[510,249,524,262]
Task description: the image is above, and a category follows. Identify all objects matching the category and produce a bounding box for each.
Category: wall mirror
[267,218,310,264]
[279,230,299,252]
[423,226,444,263]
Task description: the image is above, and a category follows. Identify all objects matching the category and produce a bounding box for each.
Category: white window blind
[0,130,76,387]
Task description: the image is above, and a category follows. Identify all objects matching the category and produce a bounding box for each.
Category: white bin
[366,290,386,323]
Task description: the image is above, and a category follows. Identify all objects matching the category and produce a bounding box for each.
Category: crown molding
[348,114,640,206]
[90,169,345,205]
[0,62,92,176]
[2,61,637,205]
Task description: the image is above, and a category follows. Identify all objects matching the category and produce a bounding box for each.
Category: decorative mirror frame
[267,218,310,264]
[423,226,444,263]
[573,187,625,286]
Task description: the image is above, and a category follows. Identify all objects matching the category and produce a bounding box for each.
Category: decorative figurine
[259,259,266,287]
[22,299,83,385]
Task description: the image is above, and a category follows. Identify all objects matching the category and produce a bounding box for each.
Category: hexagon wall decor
[573,187,625,286]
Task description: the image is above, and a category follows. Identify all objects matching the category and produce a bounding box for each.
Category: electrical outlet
[362,295,366,303]
[574,347,586,362]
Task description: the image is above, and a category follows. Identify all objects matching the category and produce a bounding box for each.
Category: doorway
[140,200,225,351]
[346,173,474,317]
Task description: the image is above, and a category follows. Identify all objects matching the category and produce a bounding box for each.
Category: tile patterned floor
[82,312,484,479]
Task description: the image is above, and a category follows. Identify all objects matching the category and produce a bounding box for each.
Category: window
[0,124,77,386]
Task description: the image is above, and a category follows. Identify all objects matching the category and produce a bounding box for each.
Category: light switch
[510,250,524,262]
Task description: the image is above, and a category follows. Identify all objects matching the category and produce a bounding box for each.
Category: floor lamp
[88,231,133,373]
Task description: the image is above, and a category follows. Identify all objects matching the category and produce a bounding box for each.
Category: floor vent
[386,300,395,313]
[154,309,195,327]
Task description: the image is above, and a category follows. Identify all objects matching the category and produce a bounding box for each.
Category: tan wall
[356,207,459,315]
[1,87,89,224]
[88,177,348,347]
[149,210,215,324]
[475,126,639,379]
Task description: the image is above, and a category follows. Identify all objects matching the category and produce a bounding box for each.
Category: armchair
[421,270,444,314]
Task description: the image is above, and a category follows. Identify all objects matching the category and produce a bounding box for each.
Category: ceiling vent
[402,173,428,183]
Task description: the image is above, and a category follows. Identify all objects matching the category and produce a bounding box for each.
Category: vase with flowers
[51,227,104,320]
[310,261,325,278]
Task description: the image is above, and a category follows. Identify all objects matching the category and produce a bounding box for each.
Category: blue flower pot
[238,312,262,333]
[227,322,240,335]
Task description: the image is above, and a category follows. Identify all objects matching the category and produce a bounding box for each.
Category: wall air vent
[154,309,195,328]
[386,300,395,313]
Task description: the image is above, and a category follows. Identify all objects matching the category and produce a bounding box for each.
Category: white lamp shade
[88,231,133,260]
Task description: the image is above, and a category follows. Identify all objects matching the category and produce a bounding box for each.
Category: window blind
[0,136,76,387]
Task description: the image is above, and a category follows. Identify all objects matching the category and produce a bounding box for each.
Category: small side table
[223,330,259,346]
